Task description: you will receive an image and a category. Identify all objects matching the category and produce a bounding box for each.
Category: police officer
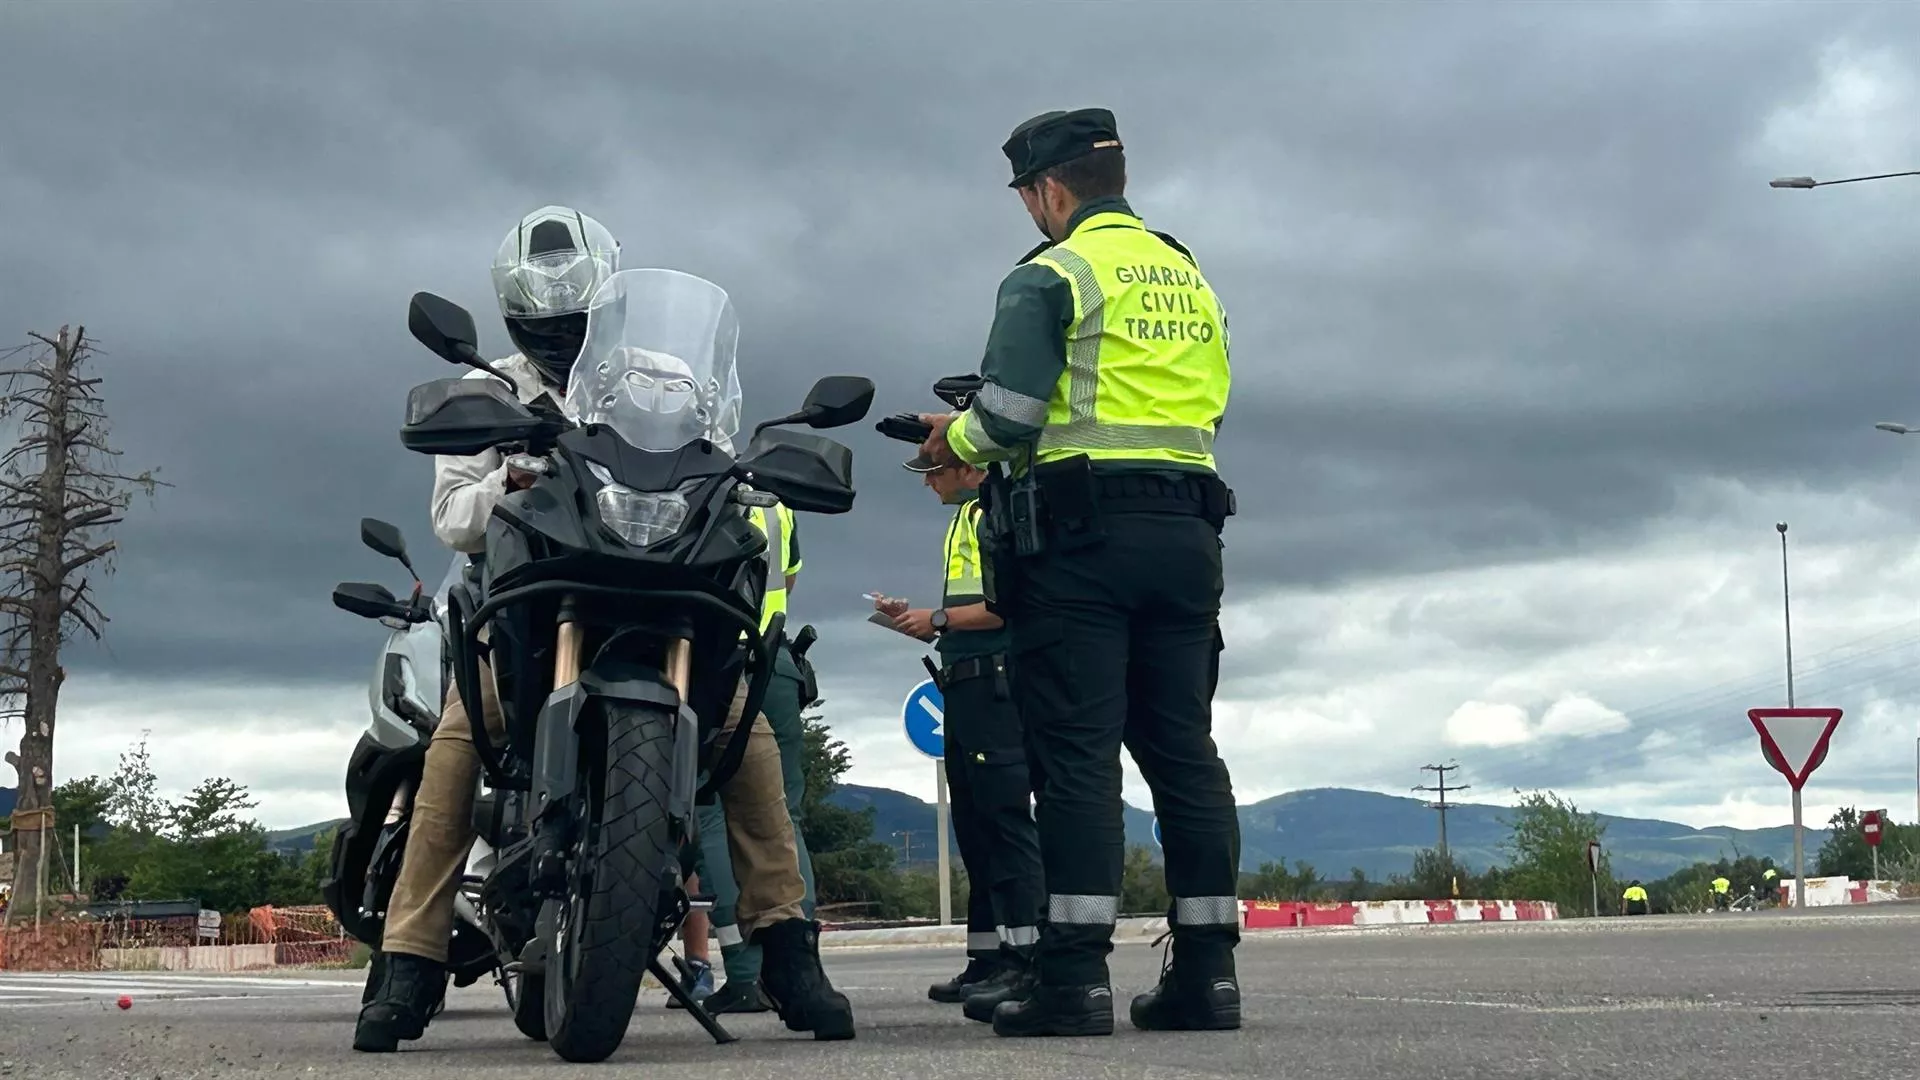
[885,450,1044,1011]
[1620,880,1650,916]
[918,107,1240,1038]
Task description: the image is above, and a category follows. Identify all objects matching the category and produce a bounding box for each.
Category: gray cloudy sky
[5,1,1920,832]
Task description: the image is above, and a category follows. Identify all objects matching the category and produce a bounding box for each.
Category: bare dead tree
[0,326,163,915]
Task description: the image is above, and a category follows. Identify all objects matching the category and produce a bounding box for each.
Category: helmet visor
[493,250,616,319]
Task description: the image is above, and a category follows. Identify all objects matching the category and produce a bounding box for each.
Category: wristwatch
[930,609,950,634]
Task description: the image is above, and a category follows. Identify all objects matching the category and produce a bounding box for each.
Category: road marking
[0,971,362,1009]
[1284,992,1729,1015]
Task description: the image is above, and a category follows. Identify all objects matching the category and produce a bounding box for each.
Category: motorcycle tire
[544,703,678,1063]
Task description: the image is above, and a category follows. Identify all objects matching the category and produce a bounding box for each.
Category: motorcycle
[327,266,871,1063]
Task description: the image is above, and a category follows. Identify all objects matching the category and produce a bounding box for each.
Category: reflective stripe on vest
[1027,213,1229,469]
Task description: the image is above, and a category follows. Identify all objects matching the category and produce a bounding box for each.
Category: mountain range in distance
[246,784,1802,882]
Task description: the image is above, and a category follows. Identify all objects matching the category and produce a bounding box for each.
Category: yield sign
[1748,708,1843,791]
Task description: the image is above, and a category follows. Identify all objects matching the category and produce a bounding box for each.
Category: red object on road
[1862,809,1884,847]
[116,995,131,1010]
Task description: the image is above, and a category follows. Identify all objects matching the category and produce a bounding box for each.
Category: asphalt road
[3,907,1917,1079]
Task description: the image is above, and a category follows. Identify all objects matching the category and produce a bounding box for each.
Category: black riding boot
[353,952,447,1053]
[753,918,856,1041]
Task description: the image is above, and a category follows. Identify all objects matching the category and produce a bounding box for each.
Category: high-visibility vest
[750,501,799,633]
[1021,212,1230,472]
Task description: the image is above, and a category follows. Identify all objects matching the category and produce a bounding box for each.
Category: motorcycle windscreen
[563,268,744,454]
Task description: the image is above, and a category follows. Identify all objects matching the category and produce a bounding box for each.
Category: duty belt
[941,654,1006,686]
[1091,472,1236,522]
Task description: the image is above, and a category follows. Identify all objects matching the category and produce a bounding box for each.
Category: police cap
[1003,108,1123,188]
[902,449,943,473]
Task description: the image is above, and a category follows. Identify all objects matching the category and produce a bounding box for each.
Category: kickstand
[652,957,737,1044]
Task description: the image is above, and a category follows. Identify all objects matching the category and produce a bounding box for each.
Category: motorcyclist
[355,206,855,1052]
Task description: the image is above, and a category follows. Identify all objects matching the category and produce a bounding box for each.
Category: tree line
[37,734,329,913]
[21,711,1911,922]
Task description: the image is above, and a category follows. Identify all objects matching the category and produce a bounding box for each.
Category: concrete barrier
[100,944,276,971]
[1240,898,1560,930]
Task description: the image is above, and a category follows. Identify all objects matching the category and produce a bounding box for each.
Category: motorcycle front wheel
[544,702,678,1063]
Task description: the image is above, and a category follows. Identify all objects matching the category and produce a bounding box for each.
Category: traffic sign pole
[1791,787,1804,908]
[1749,707,1844,911]
[935,764,952,926]
[900,677,951,924]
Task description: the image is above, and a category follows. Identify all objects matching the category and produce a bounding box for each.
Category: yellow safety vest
[942,499,987,605]
[1023,212,1230,471]
[749,501,800,633]
[1711,878,1730,894]
[1622,886,1648,903]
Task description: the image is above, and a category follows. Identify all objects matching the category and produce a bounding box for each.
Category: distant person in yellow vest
[1760,867,1779,907]
[1620,881,1649,916]
[1711,876,1732,911]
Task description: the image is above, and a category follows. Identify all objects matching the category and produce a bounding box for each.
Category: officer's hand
[917,413,959,468]
[506,467,540,491]
[873,594,909,618]
[893,608,937,641]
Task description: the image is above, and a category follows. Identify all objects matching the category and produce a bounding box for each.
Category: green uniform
[694,500,816,989]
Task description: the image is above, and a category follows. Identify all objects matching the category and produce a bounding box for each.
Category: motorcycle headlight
[596,483,690,547]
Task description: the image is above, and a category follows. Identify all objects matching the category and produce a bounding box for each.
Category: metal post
[1591,870,1599,919]
[935,764,953,926]
[1791,786,1805,910]
[1778,523,1795,708]
[1872,844,1879,883]
[73,824,81,895]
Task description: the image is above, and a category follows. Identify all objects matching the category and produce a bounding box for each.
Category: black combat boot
[929,954,1002,1004]
[753,918,856,1041]
[990,983,1114,1038]
[1130,938,1241,1031]
[961,946,1034,1023]
[353,952,447,1053]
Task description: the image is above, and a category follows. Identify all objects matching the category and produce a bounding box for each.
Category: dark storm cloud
[0,1,1917,687]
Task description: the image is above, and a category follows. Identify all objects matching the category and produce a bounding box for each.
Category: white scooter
[321,519,508,1008]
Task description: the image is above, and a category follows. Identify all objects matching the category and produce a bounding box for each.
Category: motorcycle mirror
[800,375,875,430]
[408,292,481,364]
[332,581,408,621]
[358,518,417,579]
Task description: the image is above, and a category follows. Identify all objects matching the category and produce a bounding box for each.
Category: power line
[1414,762,1469,865]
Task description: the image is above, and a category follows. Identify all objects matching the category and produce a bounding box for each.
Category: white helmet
[491,206,619,386]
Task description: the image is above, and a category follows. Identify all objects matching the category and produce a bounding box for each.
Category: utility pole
[1415,762,1469,866]
[892,830,916,867]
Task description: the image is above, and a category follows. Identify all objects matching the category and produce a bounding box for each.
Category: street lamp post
[1777,522,1795,709]
[1771,171,1920,189]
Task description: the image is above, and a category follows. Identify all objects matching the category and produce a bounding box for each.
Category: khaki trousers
[382,658,804,962]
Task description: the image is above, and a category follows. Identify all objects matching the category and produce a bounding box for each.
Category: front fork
[530,621,694,893]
